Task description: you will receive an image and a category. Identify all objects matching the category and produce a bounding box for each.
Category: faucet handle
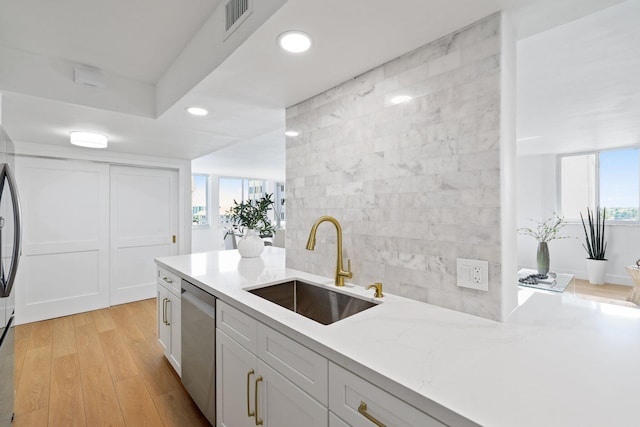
[345,259,353,278]
[366,282,384,298]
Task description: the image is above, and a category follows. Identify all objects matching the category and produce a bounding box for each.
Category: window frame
[557,146,640,225]
[191,173,210,228]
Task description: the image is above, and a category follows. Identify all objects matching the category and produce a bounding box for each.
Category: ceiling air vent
[225,0,251,33]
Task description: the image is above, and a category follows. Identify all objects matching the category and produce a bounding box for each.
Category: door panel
[110,166,177,305]
[15,157,109,324]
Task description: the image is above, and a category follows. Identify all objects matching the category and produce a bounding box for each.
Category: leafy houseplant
[227,194,275,258]
[580,207,607,285]
[518,213,569,275]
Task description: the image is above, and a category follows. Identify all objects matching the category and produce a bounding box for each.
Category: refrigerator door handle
[0,163,22,298]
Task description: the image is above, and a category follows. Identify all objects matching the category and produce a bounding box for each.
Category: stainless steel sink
[248,280,377,325]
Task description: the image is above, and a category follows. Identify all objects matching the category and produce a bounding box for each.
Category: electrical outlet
[457,259,489,291]
[473,266,482,284]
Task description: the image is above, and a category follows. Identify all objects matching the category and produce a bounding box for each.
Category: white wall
[516,154,637,285]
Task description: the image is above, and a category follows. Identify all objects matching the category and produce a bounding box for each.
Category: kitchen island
[156,247,640,427]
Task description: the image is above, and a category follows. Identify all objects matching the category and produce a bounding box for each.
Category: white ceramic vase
[586,258,607,285]
[237,228,264,258]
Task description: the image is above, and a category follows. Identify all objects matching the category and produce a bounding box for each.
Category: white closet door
[15,157,110,324]
[110,166,178,305]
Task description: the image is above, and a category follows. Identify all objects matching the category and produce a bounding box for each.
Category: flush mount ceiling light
[390,95,413,105]
[277,31,312,53]
[186,106,208,116]
[69,131,108,148]
[285,130,299,137]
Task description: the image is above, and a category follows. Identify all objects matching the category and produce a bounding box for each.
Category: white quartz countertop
[156,247,640,427]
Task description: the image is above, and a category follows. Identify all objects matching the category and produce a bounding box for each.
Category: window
[192,174,209,226]
[219,177,267,224]
[559,147,639,221]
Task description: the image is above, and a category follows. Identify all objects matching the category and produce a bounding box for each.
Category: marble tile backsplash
[285,14,503,320]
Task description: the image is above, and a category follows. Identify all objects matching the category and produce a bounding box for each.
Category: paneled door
[15,157,110,324]
[110,166,178,305]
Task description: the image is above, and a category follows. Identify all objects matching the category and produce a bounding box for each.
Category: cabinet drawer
[217,300,258,354]
[329,363,445,427]
[157,267,181,296]
[330,412,350,427]
[258,323,328,405]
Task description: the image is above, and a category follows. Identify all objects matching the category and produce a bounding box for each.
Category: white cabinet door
[15,157,110,324]
[217,329,257,427]
[167,290,181,374]
[110,166,178,305]
[257,360,327,427]
[157,285,170,355]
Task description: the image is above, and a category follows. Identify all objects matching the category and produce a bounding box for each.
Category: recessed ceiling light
[285,130,299,137]
[186,106,208,116]
[390,95,413,105]
[69,131,108,148]
[277,31,312,53]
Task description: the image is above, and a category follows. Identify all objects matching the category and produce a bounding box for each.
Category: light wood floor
[567,278,637,307]
[13,298,210,427]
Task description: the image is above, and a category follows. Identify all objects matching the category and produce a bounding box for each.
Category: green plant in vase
[226,194,275,258]
[518,213,569,275]
[580,207,608,285]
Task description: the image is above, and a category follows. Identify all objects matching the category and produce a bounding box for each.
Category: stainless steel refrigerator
[0,126,22,426]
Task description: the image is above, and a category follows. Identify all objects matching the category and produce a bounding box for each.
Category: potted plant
[518,213,569,275]
[580,207,607,285]
[227,194,275,258]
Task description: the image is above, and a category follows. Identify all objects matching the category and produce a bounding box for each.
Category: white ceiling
[517,0,640,156]
[0,0,222,84]
[0,0,630,175]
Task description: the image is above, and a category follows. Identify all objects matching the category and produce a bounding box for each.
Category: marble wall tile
[286,13,504,320]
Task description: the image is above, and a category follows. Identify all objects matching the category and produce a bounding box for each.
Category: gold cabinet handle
[358,401,386,427]
[254,376,263,426]
[163,277,173,284]
[165,299,171,326]
[162,298,168,325]
[246,369,255,417]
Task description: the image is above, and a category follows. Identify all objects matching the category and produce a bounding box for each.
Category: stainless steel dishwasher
[181,279,216,425]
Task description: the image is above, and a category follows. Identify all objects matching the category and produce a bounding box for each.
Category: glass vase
[537,241,549,276]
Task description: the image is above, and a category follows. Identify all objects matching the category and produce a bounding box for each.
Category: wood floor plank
[49,354,86,427]
[27,319,53,350]
[51,315,77,359]
[72,311,94,328]
[75,322,106,370]
[153,388,210,427]
[98,329,139,382]
[126,337,179,398]
[114,375,164,427]
[139,298,158,319]
[79,365,126,427]
[108,304,146,343]
[12,407,49,427]
[125,301,157,342]
[14,323,33,390]
[91,308,116,333]
[14,346,51,415]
